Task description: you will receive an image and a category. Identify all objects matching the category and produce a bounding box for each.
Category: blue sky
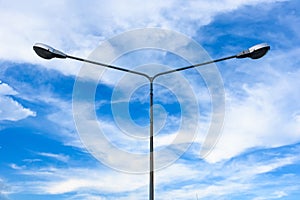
[0,0,300,199]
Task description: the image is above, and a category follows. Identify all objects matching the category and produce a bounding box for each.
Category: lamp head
[33,43,67,59]
[236,43,270,59]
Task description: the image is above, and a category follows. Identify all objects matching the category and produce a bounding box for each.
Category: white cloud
[0,96,36,121]
[18,167,148,195]
[9,164,24,170]
[0,76,81,147]
[67,193,107,200]
[45,99,82,148]
[8,148,298,199]
[253,191,288,200]
[157,152,299,199]
[0,81,36,121]
[0,81,17,95]
[5,75,83,147]
[204,48,300,163]
[0,178,11,199]
[0,0,283,76]
[36,152,70,163]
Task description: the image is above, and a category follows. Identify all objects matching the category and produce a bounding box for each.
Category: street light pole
[33,42,270,200]
[149,79,154,200]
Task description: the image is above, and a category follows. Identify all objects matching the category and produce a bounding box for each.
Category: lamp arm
[152,55,237,80]
[66,55,151,80]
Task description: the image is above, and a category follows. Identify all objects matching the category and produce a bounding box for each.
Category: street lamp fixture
[236,43,270,59]
[33,41,270,200]
[33,43,67,59]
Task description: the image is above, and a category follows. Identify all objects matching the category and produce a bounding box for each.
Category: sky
[0,0,300,199]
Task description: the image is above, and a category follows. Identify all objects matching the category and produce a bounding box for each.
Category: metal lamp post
[33,42,270,200]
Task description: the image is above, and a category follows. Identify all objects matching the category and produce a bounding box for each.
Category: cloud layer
[5,143,300,199]
[0,0,286,75]
[1,0,300,199]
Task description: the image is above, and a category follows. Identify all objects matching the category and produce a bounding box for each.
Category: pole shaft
[149,81,154,200]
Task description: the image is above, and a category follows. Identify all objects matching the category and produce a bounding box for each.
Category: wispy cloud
[15,166,147,196]
[0,63,83,148]
[36,152,70,163]
[0,80,36,121]
[8,163,24,170]
[203,47,300,162]
[6,143,299,199]
[0,178,10,200]
[158,146,300,199]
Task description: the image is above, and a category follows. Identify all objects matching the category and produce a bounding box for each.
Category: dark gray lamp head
[236,43,270,59]
[33,43,67,59]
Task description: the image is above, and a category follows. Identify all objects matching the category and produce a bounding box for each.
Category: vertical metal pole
[149,80,154,200]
